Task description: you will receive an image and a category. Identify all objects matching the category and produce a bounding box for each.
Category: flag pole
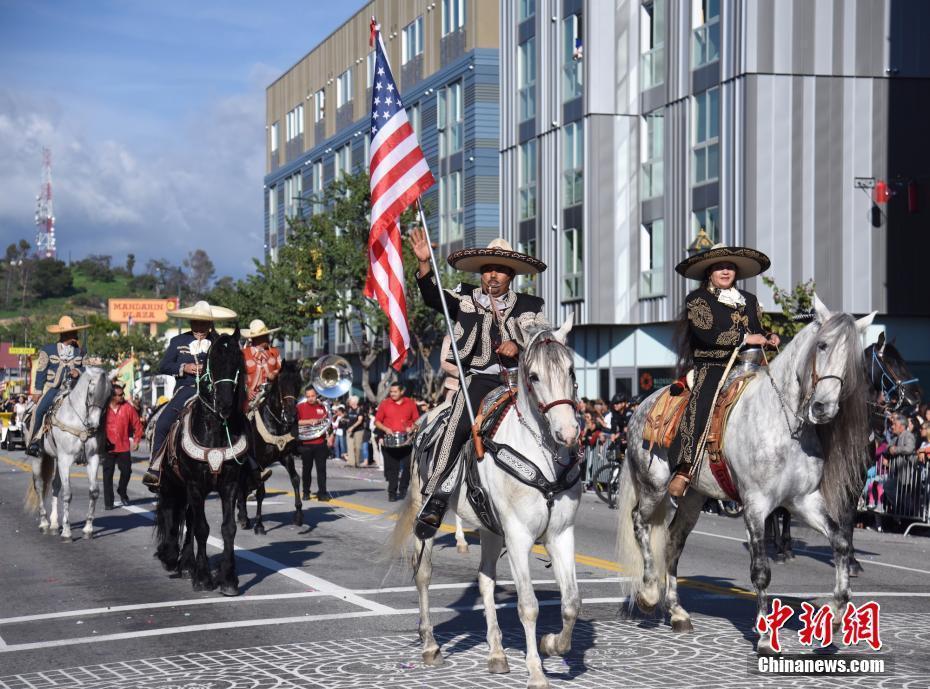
[414,198,476,426]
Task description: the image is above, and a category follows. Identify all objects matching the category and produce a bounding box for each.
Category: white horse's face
[806,295,875,424]
[524,315,580,447]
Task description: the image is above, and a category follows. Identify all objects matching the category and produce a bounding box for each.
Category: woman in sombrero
[667,244,779,497]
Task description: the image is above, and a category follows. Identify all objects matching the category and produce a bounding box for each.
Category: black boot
[414,495,448,540]
[26,442,42,457]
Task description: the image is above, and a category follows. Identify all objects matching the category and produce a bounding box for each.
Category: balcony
[692,20,720,68]
[640,46,665,90]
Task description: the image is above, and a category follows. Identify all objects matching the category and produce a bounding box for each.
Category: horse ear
[232,326,241,341]
[876,330,886,351]
[553,312,574,344]
[812,293,831,323]
[855,311,877,334]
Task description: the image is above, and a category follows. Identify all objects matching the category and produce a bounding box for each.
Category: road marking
[0,596,627,654]
[119,503,394,614]
[0,633,6,648]
[0,578,625,626]
[692,529,930,575]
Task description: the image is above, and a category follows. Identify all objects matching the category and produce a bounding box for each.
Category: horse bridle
[196,350,240,419]
[869,346,919,412]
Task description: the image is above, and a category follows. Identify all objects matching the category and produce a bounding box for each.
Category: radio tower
[34,148,56,259]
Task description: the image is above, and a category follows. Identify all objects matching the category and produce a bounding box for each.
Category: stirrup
[414,495,448,541]
[142,469,161,493]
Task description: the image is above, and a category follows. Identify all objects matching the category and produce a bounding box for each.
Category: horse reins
[869,347,918,412]
[195,345,244,462]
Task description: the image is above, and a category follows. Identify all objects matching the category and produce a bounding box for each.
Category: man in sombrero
[408,228,549,538]
[241,319,282,408]
[142,300,236,489]
[667,243,779,497]
[26,315,91,457]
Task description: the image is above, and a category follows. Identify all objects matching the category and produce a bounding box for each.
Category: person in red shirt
[296,386,333,501]
[375,383,420,501]
[104,382,142,509]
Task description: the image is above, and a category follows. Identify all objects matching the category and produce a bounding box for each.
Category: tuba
[298,355,353,441]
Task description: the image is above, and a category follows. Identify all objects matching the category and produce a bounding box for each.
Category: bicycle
[594,451,624,508]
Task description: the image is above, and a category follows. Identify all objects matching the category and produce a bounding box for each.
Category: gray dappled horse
[25,366,111,540]
[617,295,873,654]
[388,317,581,689]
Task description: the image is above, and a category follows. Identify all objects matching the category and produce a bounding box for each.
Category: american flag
[365,19,435,371]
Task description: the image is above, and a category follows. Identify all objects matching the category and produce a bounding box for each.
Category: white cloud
[0,75,268,277]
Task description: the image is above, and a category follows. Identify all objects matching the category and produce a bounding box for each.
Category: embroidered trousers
[150,386,196,469]
[669,362,726,470]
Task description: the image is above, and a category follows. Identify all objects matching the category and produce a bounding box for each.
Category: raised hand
[408,225,433,276]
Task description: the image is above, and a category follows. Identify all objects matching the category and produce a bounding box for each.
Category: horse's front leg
[187,484,214,591]
[744,503,776,654]
[253,481,266,535]
[58,457,73,541]
[83,454,100,539]
[539,526,580,658]
[216,473,240,596]
[455,515,469,553]
[506,528,547,689]
[286,454,303,526]
[31,458,50,533]
[414,537,442,667]
[236,475,251,530]
[631,489,667,613]
[49,466,61,534]
[477,530,508,673]
[178,503,195,577]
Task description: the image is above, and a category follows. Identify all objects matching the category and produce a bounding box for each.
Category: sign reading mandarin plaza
[108,298,178,324]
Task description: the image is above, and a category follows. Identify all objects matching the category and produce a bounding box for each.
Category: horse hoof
[60,535,72,543]
[39,525,48,534]
[422,648,444,667]
[634,592,658,615]
[539,633,568,657]
[456,543,469,554]
[220,584,239,597]
[785,550,797,560]
[293,513,303,527]
[487,656,510,674]
[757,639,780,656]
[254,524,266,536]
[83,531,93,540]
[239,519,251,530]
[849,560,863,577]
[527,678,551,689]
[671,618,694,633]
[772,553,787,564]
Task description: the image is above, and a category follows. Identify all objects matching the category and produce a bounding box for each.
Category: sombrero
[447,239,546,275]
[674,243,771,280]
[242,319,280,339]
[166,300,237,322]
[47,315,92,334]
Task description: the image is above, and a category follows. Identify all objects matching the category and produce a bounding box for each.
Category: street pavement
[0,448,928,688]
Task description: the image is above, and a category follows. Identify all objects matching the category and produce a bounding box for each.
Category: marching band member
[296,386,333,501]
[26,315,90,457]
[374,382,419,502]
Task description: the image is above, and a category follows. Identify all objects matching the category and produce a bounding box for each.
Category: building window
[518,38,536,122]
[439,171,464,244]
[407,103,421,141]
[641,111,664,199]
[692,0,720,67]
[285,105,304,141]
[284,173,303,221]
[519,0,535,21]
[640,219,665,297]
[693,87,719,185]
[563,13,583,101]
[314,89,325,122]
[363,133,371,169]
[442,0,465,35]
[402,16,424,64]
[335,143,352,182]
[519,140,537,220]
[268,186,278,261]
[312,161,323,214]
[563,227,583,301]
[310,319,326,351]
[366,51,376,88]
[692,206,719,243]
[641,0,666,89]
[563,121,584,207]
[270,122,279,153]
[337,68,353,108]
[437,81,463,157]
[516,238,538,295]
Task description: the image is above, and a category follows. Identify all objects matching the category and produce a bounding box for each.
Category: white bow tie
[716,288,746,308]
[190,339,212,356]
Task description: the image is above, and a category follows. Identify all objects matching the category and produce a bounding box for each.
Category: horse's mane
[208,332,248,430]
[799,314,870,520]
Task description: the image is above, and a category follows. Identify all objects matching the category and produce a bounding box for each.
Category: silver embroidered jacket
[416,271,549,371]
[34,342,86,394]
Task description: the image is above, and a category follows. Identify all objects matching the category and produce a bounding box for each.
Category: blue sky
[0,0,355,279]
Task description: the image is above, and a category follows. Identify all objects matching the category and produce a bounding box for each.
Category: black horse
[767,332,921,570]
[236,360,303,534]
[154,332,248,596]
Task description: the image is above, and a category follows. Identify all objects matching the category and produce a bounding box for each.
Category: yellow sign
[8,347,35,355]
[108,298,178,324]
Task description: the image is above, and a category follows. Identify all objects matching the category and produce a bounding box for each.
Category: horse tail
[616,456,668,609]
[383,454,425,568]
[24,454,55,513]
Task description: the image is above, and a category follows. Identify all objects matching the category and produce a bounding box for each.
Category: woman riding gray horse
[667,244,780,497]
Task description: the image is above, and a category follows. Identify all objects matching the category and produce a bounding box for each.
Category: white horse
[389,317,581,689]
[25,366,110,541]
[617,296,873,653]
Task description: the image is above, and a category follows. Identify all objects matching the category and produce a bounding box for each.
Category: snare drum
[383,431,411,448]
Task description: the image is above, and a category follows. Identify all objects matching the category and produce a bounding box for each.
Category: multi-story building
[264,0,500,361]
[500,0,930,400]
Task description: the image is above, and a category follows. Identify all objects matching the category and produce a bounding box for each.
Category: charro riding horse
[388,317,582,689]
[618,296,873,654]
[236,360,303,533]
[154,332,248,596]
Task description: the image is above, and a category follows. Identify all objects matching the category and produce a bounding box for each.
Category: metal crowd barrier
[864,455,930,536]
[584,440,613,485]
